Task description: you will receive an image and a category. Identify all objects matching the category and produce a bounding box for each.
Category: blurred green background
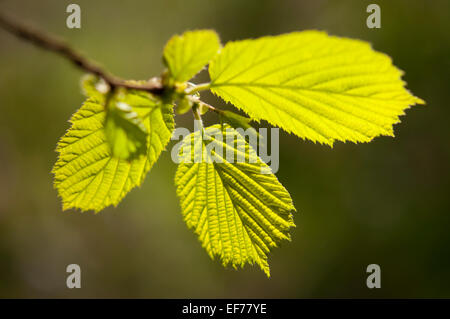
[0,0,448,298]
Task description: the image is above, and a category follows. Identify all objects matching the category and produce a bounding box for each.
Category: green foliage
[176,96,193,115]
[81,74,108,100]
[175,125,295,277]
[104,93,148,160]
[209,31,424,146]
[53,79,174,212]
[163,30,221,83]
[53,30,423,275]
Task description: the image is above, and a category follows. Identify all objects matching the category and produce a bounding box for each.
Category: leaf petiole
[185,82,211,95]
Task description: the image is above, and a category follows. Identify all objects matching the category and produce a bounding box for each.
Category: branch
[0,11,164,95]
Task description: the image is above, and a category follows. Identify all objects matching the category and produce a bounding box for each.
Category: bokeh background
[0,0,448,298]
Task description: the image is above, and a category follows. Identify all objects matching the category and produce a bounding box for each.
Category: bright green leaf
[81,74,109,100]
[53,89,174,212]
[209,31,424,146]
[175,125,296,276]
[164,30,221,82]
[176,96,193,115]
[105,96,148,160]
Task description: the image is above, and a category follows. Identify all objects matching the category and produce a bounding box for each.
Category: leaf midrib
[210,82,408,102]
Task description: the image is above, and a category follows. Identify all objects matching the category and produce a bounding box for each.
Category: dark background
[0,0,448,298]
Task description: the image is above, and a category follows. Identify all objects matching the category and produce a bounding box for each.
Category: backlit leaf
[209,31,424,146]
[175,125,296,276]
[164,30,221,82]
[52,85,174,212]
[105,97,148,160]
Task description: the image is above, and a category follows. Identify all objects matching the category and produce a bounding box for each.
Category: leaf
[176,96,193,115]
[174,124,296,276]
[163,30,221,83]
[52,88,174,212]
[209,31,424,146]
[81,74,109,100]
[105,97,148,160]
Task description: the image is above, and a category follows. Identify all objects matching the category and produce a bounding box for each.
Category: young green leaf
[52,86,174,212]
[163,30,221,83]
[80,74,109,100]
[175,125,296,276]
[209,31,424,146]
[105,96,148,160]
[176,96,193,115]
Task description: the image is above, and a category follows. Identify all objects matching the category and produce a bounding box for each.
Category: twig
[0,11,164,95]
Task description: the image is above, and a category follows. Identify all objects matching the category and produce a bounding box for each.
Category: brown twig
[0,11,165,95]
